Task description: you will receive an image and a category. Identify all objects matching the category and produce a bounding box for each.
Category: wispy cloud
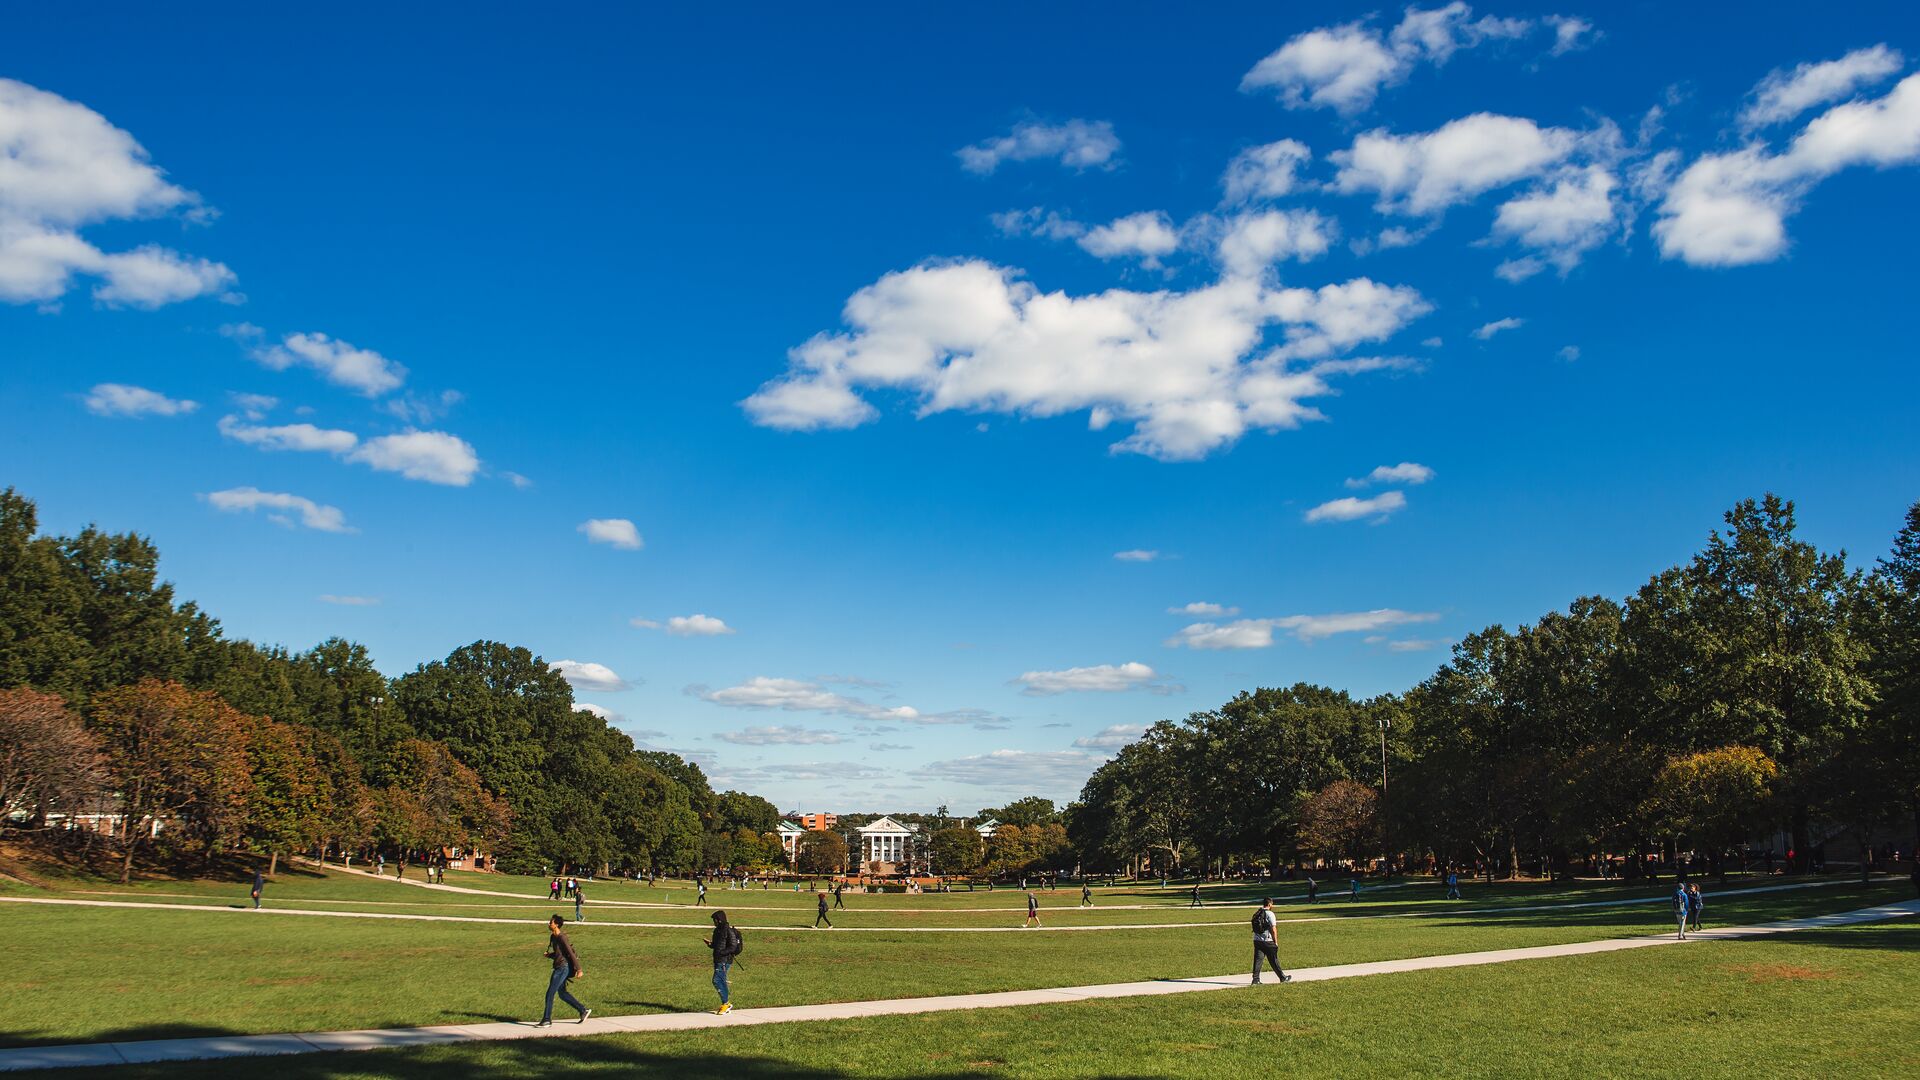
[1013,662,1176,696]
[202,487,352,533]
[579,518,643,550]
[83,384,197,418]
[1305,490,1408,523]
[1168,609,1440,649]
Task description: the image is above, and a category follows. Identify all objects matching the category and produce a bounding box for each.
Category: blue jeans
[544,967,585,1021]
[713,960,731,1005]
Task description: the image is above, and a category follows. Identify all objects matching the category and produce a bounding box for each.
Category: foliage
[1298,779,1380,864]
[0,686,108,822]
[796,829,847,874]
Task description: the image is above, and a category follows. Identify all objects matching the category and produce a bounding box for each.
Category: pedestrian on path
[1673,883,1690,939]
[1446,870,1461,900]
[1251,897,1291,985]
[705,910,742,1015]
[1081,883,1093,907]
[1025,890,1041,928]
[1349,877,1360,902]
[1190,883,1202,908]
[1306,877,1318,903]
[815,891,832,928]
[833,882,846,909]
[697,879,708,906]
[538,915,590,1026]
[376,854,385,877]
[575,882,586,922]
[250,869,264,910]
[1687,883,1703,932]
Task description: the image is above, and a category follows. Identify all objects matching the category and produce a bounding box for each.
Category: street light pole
[1378,716,1392,878]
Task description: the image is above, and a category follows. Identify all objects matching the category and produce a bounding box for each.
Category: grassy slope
[17,920,1917,1079]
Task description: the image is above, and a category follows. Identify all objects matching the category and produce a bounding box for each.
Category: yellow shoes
[715,1003,733,1015]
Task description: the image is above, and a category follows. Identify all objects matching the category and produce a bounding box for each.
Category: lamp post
[1378,716,1392,878]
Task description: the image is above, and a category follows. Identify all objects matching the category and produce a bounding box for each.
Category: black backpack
[729,926,745,956]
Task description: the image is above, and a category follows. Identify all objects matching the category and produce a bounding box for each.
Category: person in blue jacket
[1673,883,1691,939]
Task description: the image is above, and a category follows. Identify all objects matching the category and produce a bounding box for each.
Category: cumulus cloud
[1168,608,1439,648]
[202,487,352,533]
[229,392,278,420]
[1334,113,1581,215]
[578,518,643,550]
[573,702,619,721]
[1491,164,1620,274]
[1558,345,1581,362]
[1170,601,1239,617]
[218,414,358,454]
[83,383,197,418]
[1656,74,1920,266]
[1544,15,1597,56]
[250,332,407,397]
[549,659,633,692]
[695,676,994,727]
[1073,724,1146,750]
[715,725,844,746]
[1346,461,1434,488]
[1240,5,1539,116]
[318,594,380,606]
[1304,490,1409,523]
[1114,549,1162,562]
[743,261,1430,461]
[1013,662,1172,696]
[345,430,480,486]
[1222,139,1313,203]
[0,79,236,308]
[634,614,735,636]
[958,119,1121,174]
[1215,209,1335,277]
[1741,45,1904,129]
[913,749,1107,792]
[1473,317,1524,340]
[1077,211,1181,266]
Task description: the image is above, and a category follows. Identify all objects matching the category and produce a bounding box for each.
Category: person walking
[833,882,846,909]
[1306,877,1318,904]
[567,876,578,899]
[549,878,560,901]
[815,890,833,929]
[696,879,708,906]
[705,910,742,1015]
[1189,883,1202,908]
[538,915,590,1026]
[1687,883,1704,932]
[1025,889,1041,928]
[1446,870,1461,901]
[1349,877,1360,902]
[375,853,385,877]
[1673,883,1691,939]
[1251,897,1291,985]
[250,869,265,910]
[575,881,586,922]
[1081,883,1093,908]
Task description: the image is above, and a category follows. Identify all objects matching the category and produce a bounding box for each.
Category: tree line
[0,488,782,879]
[1066,496,1919,881]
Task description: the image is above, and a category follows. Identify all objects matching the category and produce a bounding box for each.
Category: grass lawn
[12,919,1916,1078]
[0,859,1907,1050]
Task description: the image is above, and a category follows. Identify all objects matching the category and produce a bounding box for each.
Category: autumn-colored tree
[1298,780,1381,866]
[0,687,107,824]
[985,823,1037,876]
[796,829,847,874]
[89,681,252,882]
[929,826,983,876]
[1645,746,1778,880]
[380,738,510,859]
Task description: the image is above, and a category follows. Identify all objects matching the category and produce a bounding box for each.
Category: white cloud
[1304,490,1409,523]
[251,332,407,397]
[913,749,1106,792]
[1741,45,1904,129]
[1169,601,1239,617]
[549,659,633,692]
[1216,209,1335,277]
[1558,345,1581,362]
[0,79,235,308]
[218,414,358,454]
[1077,211,1181,266]
[1241,6,1539,116]
[1114,549,1162,562]
[744,261,1430,461]
[1013,662,1169,696]
[203,487,352,533]
[1346,461,1434,487]
[1386,638,1443,652]
[1657,74,1920,266]
[502,471,534,489]
[1222,139,1312,203]
[230,392,277,420]
[1073,724,1145,750]
[715,725,844,746]
[83,383,197,418]
[1334,113,1580,215]
[578,517,643,550]
[957,119,1121,174]
[1473,317,1524,340]
[695,676,993,727]
[1168,608,1439,649]
[345,430,479,486]
[1544,15,1597,56]
[667,614,735,637]
[574,702,621,722]
[992,207,1086,241]
[318,594,380,606]
[1491,164,1620,273]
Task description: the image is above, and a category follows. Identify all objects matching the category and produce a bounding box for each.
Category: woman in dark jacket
[705,909,742,1014]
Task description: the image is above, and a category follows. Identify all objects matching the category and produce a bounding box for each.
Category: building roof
[775,820,807,834]
[858,816,912,835]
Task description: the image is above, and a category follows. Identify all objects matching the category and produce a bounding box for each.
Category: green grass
[0,861,1906,1050]
[16,920,1917,1079]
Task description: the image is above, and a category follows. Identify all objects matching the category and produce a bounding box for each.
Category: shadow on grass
[0,1022,242,1050]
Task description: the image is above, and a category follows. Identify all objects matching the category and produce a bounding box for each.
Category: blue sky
[3,2,1916,812]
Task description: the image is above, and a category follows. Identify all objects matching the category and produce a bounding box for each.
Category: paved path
[3,898,1912,1072]
[0,876,1881,933]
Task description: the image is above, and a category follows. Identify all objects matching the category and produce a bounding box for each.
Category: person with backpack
[1251,897,1291,985]
[538,915,590,1026]
[1306,877,1318,903]
[833,882,846,909]
[814,891,832,929]
[1189,883,1202,908]
[1349,877,1360,902]
[705,910,742,1014]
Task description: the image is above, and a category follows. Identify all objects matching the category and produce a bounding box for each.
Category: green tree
[979,797,1059,827]
[1645,746,1779,881]
[237,712,328,875]
[929,825,983,876]
[796,829,847,875]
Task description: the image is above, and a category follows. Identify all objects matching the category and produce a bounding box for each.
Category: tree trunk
[269,850,279,876]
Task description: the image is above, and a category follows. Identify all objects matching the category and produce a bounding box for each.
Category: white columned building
[775,820,806,865]
[858,817,914,872]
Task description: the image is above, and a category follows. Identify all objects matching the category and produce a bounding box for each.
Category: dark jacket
[710,922,742,963]
[549,931,581,974]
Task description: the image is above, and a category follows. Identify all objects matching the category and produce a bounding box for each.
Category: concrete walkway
[3,898,1912,1073]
